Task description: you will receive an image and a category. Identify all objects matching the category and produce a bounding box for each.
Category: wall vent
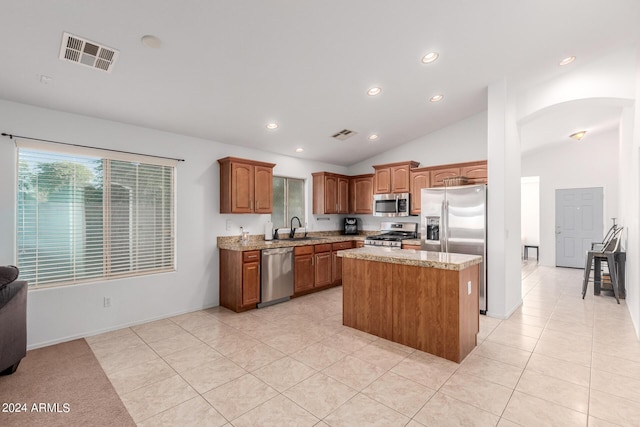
[331,129,357,141]
[59,32,119,73]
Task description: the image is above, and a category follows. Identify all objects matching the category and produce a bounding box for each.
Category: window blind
[16,142,176,287]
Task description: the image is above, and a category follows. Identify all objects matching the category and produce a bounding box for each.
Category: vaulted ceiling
[1,1,639,165]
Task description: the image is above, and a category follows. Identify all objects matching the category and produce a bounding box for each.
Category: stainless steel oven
[373,193,410,217]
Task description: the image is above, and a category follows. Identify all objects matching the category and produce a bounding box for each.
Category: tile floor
[86,263,640,426]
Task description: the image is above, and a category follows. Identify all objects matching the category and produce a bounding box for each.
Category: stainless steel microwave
[373,193,410,217]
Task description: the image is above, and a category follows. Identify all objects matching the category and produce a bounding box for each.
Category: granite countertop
[218,233,368,251]
[401,238,422,246]
[337,246,482,271]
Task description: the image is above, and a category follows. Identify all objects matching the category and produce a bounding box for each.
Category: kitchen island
[337,247,482,363]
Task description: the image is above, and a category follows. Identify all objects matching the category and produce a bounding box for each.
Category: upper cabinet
[460,161,488,184]
[312,172,349,214]
[373,161,420,194]
[218,157,276,214]
[349,174,374,214]
[430,160,488,187]
[409,168,430,215]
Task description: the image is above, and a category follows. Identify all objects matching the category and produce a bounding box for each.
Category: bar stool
[582,226,623,303]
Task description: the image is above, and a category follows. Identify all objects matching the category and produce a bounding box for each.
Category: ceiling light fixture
[367,87,382,96]
[569,130,587,140]
[141,35,162,49]
[295,148,304,153]
[430,94,444,102]
[421,52,439,64]
[266,122,279,130]
[559,56,576,66]
[368,134,379,141]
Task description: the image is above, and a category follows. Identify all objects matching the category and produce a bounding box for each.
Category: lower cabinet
[332,241,354,285]
[401,243,422,250]
[219,249,261,312]
[294,246,315,293]
[314,244,333,287]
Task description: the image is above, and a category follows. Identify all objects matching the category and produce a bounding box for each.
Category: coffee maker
[343,218,358,235]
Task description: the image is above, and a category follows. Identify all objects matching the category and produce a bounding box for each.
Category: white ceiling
[1,1,639,166]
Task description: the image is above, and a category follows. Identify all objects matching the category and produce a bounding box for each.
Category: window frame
[272,176,306,229]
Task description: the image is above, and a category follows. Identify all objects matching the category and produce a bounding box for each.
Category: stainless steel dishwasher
[258,247,294,308]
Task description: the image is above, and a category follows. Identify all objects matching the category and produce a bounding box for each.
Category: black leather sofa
[0,266,27,375]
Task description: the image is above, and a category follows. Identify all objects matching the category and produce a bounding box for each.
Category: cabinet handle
[312,256,314,266]
[250,199,253,210]
[256,200,259,210]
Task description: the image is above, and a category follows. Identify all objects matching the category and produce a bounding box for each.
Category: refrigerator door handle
[441,200,448,253]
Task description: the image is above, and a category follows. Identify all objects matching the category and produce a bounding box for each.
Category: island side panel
[392,264,453,359]
[458,264,480,360]
[342,258,393,340]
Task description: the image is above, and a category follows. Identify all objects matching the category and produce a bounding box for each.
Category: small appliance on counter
[343,217,359,235]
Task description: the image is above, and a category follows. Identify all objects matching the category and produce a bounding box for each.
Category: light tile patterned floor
[86,263,640,426]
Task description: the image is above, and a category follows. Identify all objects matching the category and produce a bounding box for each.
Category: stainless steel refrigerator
[421,184,487,314]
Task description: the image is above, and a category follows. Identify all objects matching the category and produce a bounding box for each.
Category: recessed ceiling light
[367,87,382,96]
[368,134,379,141]
[430,94,444,102]
[141,35,162,49]
[421,52,439,64]
[266,122,279,130]
[569,130,587,140]
[295,148,304,153]
[559,56,576,66]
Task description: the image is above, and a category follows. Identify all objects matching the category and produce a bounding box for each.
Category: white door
[555,187,603,268]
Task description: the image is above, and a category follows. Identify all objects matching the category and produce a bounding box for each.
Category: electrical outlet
[467,281,472,295]
[104,297,112,308]
[226,220,232,231]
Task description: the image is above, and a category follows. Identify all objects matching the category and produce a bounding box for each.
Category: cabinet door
[374,168,391,194]
[324,175,338,214]
[315,252,332,287]
[254,165,273,213]
[294,254,315,293]
[460,162,487,184]
[430,167,461,187]
[331,241,353,285]
[390,165,411,193]
[351,176,373,214]
[242,261,260,306]
[231,162,254,213]
[337,177,349,214]
[410,170,430,215]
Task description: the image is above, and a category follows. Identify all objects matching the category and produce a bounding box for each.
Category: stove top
[364,222,418,248]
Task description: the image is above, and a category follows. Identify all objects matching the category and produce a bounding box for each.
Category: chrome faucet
[290,216,302,238]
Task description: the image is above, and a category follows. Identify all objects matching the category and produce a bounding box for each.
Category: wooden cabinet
[349,174,374,214]
[460,161,488,184]
[409,168,430,215]
[430,166,461,187]
[218,157,275,214]
[312,172,349,214]
[401,243,422,250]
[314,244,332,287]
[332,241,354,285]
[354,240,365,248]
[294,246,315,294]
[429,160,488,188]
[219,249,261,312]
[373,161,419,194]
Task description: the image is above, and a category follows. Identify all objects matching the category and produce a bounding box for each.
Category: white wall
[521,129,620,266]
[0,99,348,349]
[346,112,488,231]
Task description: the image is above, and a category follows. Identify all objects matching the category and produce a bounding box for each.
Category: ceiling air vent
[59,32,119,73]
[331,129,357,141]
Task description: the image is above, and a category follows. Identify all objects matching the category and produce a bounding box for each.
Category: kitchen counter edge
[218,235,366,251]
[337,247,482,271]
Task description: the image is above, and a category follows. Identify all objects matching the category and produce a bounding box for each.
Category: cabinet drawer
[243,250,261,262]
[314,243,332,253]
[294,245,314,256]
[332,241,354,251]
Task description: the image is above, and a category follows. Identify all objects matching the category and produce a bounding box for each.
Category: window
[272,177,305,228]
[17,143,175,287]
